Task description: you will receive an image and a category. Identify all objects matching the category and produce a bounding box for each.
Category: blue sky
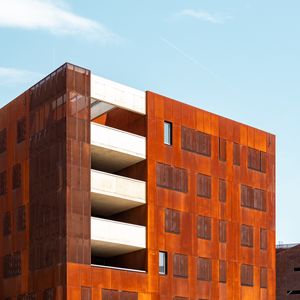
[0,0,299,243]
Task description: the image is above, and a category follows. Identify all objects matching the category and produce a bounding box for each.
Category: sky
[0,0,299,244]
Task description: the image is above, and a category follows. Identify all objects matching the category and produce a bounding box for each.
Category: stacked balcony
[90,77,146,271]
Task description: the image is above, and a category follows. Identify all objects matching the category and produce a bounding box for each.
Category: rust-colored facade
[0,63,275,299]
[276,244,300,299]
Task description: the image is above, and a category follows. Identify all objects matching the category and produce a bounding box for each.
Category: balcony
[91,122,146,173]
[91,74,146,115]
[91,217,146,257]
[91,170,146,216]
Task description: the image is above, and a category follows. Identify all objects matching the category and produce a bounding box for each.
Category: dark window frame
[197,173,211,199]
[197,257,212,281]
[197,215,211,240]
[164,121,172,146]
[159,251,168,275]
[165,208,181,234]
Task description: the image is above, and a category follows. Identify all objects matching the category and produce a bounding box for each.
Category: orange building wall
[65,91,275,300]
[0,65,275,300]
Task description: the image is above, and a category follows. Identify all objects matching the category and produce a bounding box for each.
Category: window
[81,286,91,300]
[233,143,240,166]
[197,257,212,281]
[156,163,188,193]
[17,206,26,231]
[0,128,7,153]
[241,224,253,247]
[219,220,227,243]
[219,138,226,161]
[173,253,188,278]
[241,185,266,211]
[197,173,211,198]
[3,212,11,236]
[164,121,172,145]
[254,189,266,211]
[159,251,168,275]
[219,260,227,283]
[248,148,266,173]
[287,291,300,295]
[102,289,137,300]
[17,118,26,143]
[0,170,7,195]
[3,252,21,278]
[260,267,267,288]
[165,208,180,234]
[219,179,226,202]
[260,228,268,250]
[181,126,211,157]
[197,216,211,240]
[43,288,55,300]
[241,264,253,286]
[13,163,21,189]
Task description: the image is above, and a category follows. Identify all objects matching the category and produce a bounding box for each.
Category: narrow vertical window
[173,253,188,278]
[0,170,7,195]
[197,173,211,198]
[3,211,11,236]
[165,208,180,234]
[197,215,211,240]
[219,260,227,283]
[233,143,240,166]
[219,138,227,161]
[0,128,7,154]
[17,118,26,144]
[241,224,253,248]
[12,163,21,189]
[260,267,268,288]
[164,121,172,145]
[17,205,26,231]
[159,251,168,275]
[219,179,226,202]
[219,220,227,243]
[260,228,268,250]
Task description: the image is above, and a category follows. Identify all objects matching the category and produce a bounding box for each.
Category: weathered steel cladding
[147,91,275,299]
[0,63,91,299]
[0,69,275,299]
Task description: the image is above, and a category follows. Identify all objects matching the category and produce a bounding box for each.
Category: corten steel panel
[146,91,275,299]
[65,64,91,265]
[0,63,91,300]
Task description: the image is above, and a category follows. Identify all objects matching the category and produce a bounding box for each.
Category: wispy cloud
[0,67,42,86]
[0,0,117,42]
[177,9,231,24]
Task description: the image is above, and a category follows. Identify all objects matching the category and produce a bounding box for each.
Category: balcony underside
[91,144,144,173]
[91,217,146,257]
[91,122,145,173]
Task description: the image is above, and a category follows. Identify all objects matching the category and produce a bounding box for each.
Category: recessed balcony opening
[91,249,147,271]
[92,204,146,226]
[92,107,146,137]
[91,217,146,271]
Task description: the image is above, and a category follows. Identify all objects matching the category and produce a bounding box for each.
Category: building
[276,243,300,299]
[0,63,276,300]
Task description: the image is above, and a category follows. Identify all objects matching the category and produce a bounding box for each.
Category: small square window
[164,121,172,145]
[159,251,167,275]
